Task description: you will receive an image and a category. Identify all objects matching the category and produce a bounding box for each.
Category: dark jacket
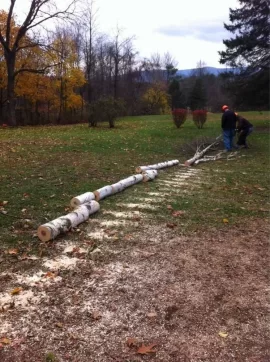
[237,116,253,132]
[221,109,237,130]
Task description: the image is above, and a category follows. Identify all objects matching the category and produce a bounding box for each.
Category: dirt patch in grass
[254,126,269,133]
[0,218,269,362]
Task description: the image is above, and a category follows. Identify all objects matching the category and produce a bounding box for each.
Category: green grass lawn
[0,111,269,246]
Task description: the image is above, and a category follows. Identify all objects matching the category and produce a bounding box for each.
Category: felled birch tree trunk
[70,192,95,208]
[94,186,113,201]
[136,159,179,173]
[37,201,100,242]
[184,136,222,166]
[142,169,158,182]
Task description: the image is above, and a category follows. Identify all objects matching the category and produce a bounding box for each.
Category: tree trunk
[0,88,3,124]
[70,192,95,208]
[6,52,17,127]
[114,61,119,99]
[37,201,100,241]
[136,160,179,173]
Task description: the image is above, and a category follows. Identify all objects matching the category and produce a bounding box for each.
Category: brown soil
[0,218,269,362]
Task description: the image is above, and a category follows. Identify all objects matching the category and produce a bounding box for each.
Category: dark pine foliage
[168,79,186,109]
[189,78,207,111]
[219,0,270,110]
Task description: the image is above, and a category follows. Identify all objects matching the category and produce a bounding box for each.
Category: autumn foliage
[192,109,208,129]
[172,108,188,128]
[142,83,170,115]
[0,10,86,125]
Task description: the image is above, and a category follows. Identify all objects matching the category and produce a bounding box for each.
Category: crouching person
[235,113,254,148]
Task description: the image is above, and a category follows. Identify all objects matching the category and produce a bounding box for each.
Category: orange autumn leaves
[0,11,85,113]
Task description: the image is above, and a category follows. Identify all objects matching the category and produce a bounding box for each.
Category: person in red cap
[221,105,237,151]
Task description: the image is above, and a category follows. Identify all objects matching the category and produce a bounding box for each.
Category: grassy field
[0,111,269,362]
[0,111,269,247]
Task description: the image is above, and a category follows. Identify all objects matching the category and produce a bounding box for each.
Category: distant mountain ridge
[176,66,238,77]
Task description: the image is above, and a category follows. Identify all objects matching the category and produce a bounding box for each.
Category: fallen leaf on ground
[137,343,157,354]
[0,338,11,345]
[223,218,229,224]
[44,271,55,278]
[7,249,18,255]
[72,247,80,253]
[127,337,137,347]
[92,311,102,320]
[55,322,63,329]
[259,208,269,212]
[166,223,177,229]
[254,185,266,191]
[172,210,185,217]
[147,312,157,318]
[10,287,22,295]
[218,331,228,338]
[2,201,8,206]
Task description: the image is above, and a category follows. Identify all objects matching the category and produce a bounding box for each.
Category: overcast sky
[96,0,239,69]
[6,0,239,69]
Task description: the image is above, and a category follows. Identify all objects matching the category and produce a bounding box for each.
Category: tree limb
[14,62,60,76]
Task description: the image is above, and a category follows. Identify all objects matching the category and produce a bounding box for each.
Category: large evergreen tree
[189,78,207,110]
[219,0,269,109]
[168,79,185,109]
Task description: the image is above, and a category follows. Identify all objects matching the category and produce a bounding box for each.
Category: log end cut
[70,197,80,208]
[94,191,100,201]
[37,225,52,242]
[135,167,142,173]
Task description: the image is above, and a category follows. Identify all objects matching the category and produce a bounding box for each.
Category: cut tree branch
[184,135,222,166]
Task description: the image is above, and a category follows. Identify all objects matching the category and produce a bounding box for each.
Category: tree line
[0,0,268,127]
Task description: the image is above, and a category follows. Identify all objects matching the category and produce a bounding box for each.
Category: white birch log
[111,174,143,194]
[70,192,95,208]
[136,159,179,173]
[142,169,158,182]
[184,136,222,166]
[119,174,143,188]
[94,186,113,201]
[111,181,125,194]
[37,201,100,242]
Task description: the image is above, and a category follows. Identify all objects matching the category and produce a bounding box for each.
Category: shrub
[192,109,207,129]
[88,97,125,128]
[172,108,188,128]
[142,84,170,115]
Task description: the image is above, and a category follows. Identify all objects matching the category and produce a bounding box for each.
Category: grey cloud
[156,23,228,42]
